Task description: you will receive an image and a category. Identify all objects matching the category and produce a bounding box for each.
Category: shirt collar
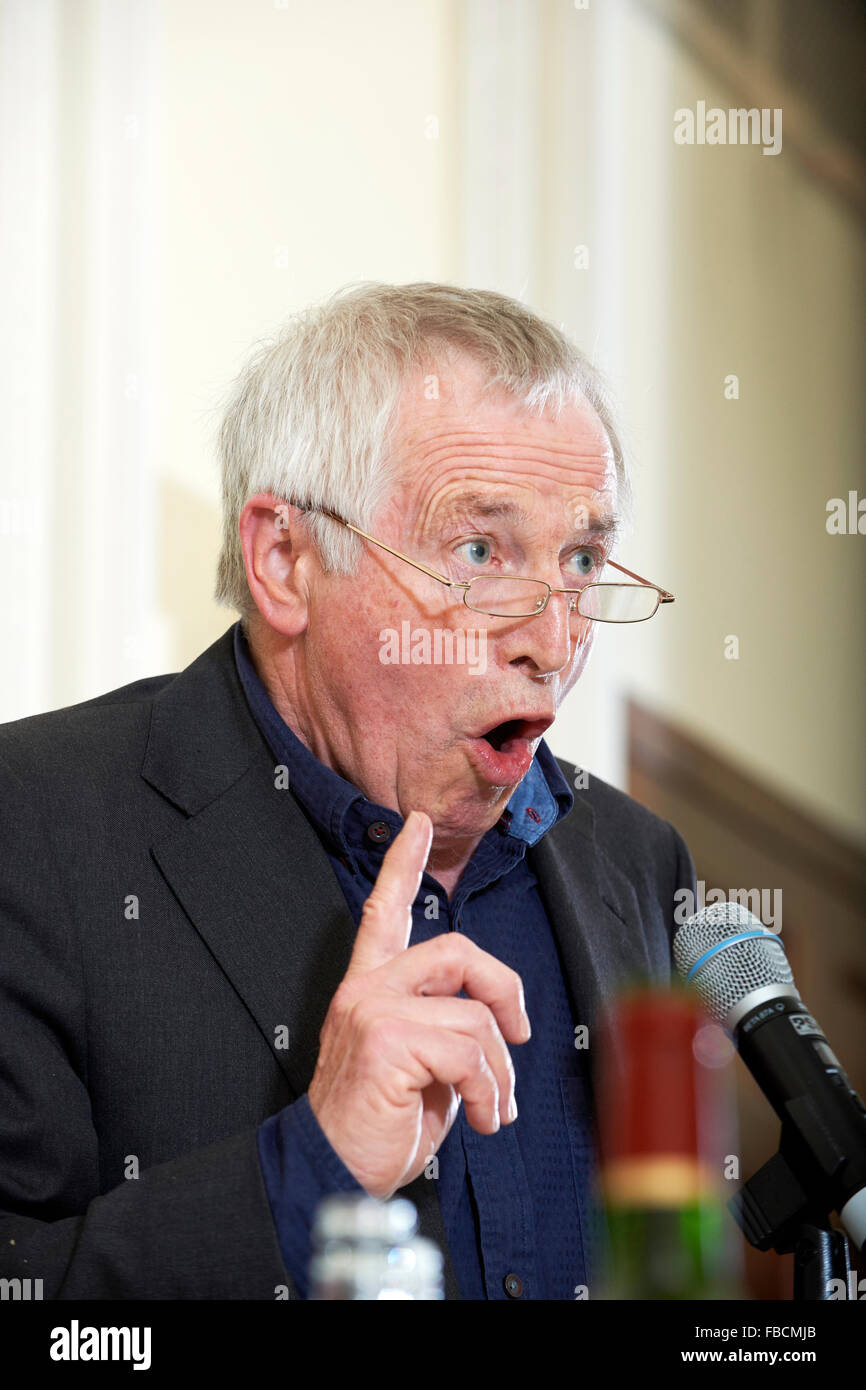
[231,619,573,857]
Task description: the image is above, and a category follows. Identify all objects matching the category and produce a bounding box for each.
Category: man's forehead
[393,354,612,456]
[384,356,618,535]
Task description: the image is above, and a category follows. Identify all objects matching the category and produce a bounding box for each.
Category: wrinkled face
[291,354,619,842]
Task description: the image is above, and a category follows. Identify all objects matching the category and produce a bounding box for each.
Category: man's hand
[306,810,530,1199]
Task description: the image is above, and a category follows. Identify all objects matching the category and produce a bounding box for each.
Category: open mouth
[480,722,528,756]
[481,719,526,752]
[466,714,552,785]
[474,714,554,750]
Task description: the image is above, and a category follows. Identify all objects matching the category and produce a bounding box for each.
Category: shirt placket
[447,841,543,1299]
[461,1114,540,1299]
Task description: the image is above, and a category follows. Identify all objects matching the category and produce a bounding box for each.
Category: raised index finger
[344,810,433,976]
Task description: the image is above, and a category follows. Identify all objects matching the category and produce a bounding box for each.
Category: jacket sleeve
[257,1095,366,1299]
[0,754,292,1300]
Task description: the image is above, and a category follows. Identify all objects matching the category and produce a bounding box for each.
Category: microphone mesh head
[672,902,794,1023]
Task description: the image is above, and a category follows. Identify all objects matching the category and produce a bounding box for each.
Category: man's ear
[238,493,314,638]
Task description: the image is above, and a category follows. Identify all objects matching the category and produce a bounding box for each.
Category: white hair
[214,281,631,623]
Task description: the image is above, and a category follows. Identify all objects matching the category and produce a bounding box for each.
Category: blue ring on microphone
[685,929,787,984]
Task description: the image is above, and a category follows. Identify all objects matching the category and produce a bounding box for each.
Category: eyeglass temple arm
[605,558,674,602]
[297,504,459,588]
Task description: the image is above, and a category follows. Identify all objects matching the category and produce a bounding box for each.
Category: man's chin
[422,773,514,840]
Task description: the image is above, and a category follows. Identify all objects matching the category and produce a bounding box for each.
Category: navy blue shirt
[235,621,600,1299]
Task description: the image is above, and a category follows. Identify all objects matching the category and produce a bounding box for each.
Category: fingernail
[508,1096,518,1122]
[520,1013,531,1042]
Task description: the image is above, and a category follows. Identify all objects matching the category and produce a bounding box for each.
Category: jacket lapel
[149,757,359,1099]
[529,788,650,1078]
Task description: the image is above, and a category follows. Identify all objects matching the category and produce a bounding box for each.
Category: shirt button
[366,820,391,845]
[503,1273,523,1298]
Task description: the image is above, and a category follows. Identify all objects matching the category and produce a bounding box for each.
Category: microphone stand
[729,1124,855,1300]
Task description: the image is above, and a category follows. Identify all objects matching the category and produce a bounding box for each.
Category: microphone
[672,902,866,1255]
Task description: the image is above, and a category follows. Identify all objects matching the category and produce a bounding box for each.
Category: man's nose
[507,589,579,679]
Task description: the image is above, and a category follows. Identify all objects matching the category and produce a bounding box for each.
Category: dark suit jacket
[0,624,696,1299]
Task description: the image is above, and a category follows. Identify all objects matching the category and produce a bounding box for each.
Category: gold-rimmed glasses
[293,503,674,623]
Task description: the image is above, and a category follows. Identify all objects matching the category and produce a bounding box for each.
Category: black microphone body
[673,904,866,1255]
[735,992,866,1252]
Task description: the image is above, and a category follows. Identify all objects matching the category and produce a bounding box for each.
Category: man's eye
[455,538,493,566]
[569,548,602,579]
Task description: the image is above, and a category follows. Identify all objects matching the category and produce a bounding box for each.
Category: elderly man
[0,282,695,1300]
